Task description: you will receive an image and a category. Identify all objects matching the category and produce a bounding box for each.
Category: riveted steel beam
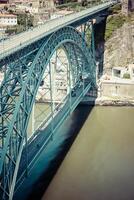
[0,25,96,200]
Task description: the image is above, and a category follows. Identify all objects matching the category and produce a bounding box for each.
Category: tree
[17,13,34,31]
[81,0,87,6]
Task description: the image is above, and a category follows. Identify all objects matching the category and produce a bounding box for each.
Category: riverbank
[35,96,134,106]
[96,98,134,106]
[81,96,134,106]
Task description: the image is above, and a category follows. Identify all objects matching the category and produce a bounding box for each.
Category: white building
[0,14,17,26]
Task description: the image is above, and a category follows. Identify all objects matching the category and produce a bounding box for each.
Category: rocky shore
[81,96,134,106]
[95,99,134,106]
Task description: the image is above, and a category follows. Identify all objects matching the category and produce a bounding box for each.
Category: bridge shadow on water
[22,103,95,200]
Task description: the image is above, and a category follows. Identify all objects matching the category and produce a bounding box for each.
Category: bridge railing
[0,1,115,62]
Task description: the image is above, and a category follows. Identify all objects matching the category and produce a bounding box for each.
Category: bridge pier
[93,17,107,79]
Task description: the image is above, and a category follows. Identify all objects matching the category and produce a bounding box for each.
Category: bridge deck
[0,2,113,60]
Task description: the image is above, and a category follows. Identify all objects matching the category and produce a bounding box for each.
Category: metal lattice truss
[0,26,96,200]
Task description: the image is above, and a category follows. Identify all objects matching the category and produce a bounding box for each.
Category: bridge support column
[49,61,54,140]
[93,17,107,78]
[68,62,72,114]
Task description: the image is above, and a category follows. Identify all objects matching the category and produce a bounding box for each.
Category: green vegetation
[56,0,102,11]
[109,4,122,14]
[105,14,127,40]
[56,2,84,11]
[17,13,34,29]
[123,73,131,79]
[5,13,34,35]
[85,28,92,47]
[105,4,134,41]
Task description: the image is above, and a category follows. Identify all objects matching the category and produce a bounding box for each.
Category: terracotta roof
[0,13,17,17]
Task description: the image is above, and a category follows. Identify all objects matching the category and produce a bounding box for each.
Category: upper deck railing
[0,1,116,60]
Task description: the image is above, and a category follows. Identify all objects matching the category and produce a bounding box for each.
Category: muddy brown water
[42,106,134,200]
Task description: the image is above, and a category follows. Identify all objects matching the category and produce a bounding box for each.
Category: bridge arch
[0,26,95,200]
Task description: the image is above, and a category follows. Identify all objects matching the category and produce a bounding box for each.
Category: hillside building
[31,0,55,11]
[0,13,17,26]
[0,0,9,3]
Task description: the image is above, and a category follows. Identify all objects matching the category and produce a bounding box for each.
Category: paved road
[0,2,113,60]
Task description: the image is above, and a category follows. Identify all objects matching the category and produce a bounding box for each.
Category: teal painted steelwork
[0,1,116,199]
[0,26,96,200]
[0,1,116,66]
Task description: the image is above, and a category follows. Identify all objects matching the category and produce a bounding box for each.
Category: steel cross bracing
[0,25,95,200]
[0,1,115,199]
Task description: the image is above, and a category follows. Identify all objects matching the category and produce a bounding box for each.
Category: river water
[42,106,134,200]
[15,105,134,200]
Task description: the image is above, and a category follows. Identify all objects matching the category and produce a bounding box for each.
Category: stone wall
[100,80,134,98]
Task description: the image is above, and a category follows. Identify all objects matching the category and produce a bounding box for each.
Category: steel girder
[0,26,96,200]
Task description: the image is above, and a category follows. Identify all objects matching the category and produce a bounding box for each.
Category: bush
[123,73,130,79]
[110,4,121,14]
[105,14,127,40]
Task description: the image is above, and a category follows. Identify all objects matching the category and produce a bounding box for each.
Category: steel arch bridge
[0,1,116,199]
[0,25,96,199]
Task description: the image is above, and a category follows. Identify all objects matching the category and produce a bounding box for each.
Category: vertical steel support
[0,25,99,199]
[72,44,80,86]
[82,24,86,41]
[93,17,107,78]
[91,21,96,62]
[68,61,72,113]
[31,104,35,134]
[49,62,54,139]
[91,20,96,84]
[25,129,28,177]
